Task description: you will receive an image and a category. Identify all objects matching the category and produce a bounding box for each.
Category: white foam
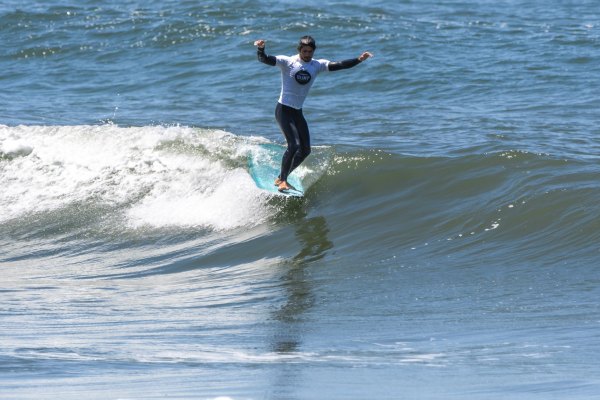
[0,138,33,159]
[0,124,272,231]
[126,166,268,231]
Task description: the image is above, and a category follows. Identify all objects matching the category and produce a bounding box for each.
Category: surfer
[254,36,372,192]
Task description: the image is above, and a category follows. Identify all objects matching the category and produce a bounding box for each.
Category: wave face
[323,148,600,266]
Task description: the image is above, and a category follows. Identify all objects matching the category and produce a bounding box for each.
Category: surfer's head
[297,35,316,62]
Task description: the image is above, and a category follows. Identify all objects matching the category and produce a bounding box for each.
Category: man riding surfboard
[254,36,372,192]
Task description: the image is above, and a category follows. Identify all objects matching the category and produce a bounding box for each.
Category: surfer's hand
[254,39,266,49]
[358,52,373,62]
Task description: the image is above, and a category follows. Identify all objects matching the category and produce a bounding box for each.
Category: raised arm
[329,51,373,71]
[254,39,276,66]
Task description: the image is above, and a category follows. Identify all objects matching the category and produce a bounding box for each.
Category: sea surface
[1,1,600,399]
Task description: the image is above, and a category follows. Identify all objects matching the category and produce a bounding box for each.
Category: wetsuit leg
[290,110,311,173]
[275,103,311,182]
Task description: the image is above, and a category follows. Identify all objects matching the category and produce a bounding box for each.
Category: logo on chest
[294,69,312,85]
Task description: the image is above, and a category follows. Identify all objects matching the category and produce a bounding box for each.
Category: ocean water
[1,1,600,399]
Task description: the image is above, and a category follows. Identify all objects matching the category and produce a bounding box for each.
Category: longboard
[248,143,304,197]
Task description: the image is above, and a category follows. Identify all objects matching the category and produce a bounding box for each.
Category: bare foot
[278,181,295,192]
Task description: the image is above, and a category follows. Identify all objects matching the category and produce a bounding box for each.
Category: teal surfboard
[248,143,304,197]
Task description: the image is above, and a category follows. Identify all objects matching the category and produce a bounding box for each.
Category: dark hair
[297,35,316,51]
